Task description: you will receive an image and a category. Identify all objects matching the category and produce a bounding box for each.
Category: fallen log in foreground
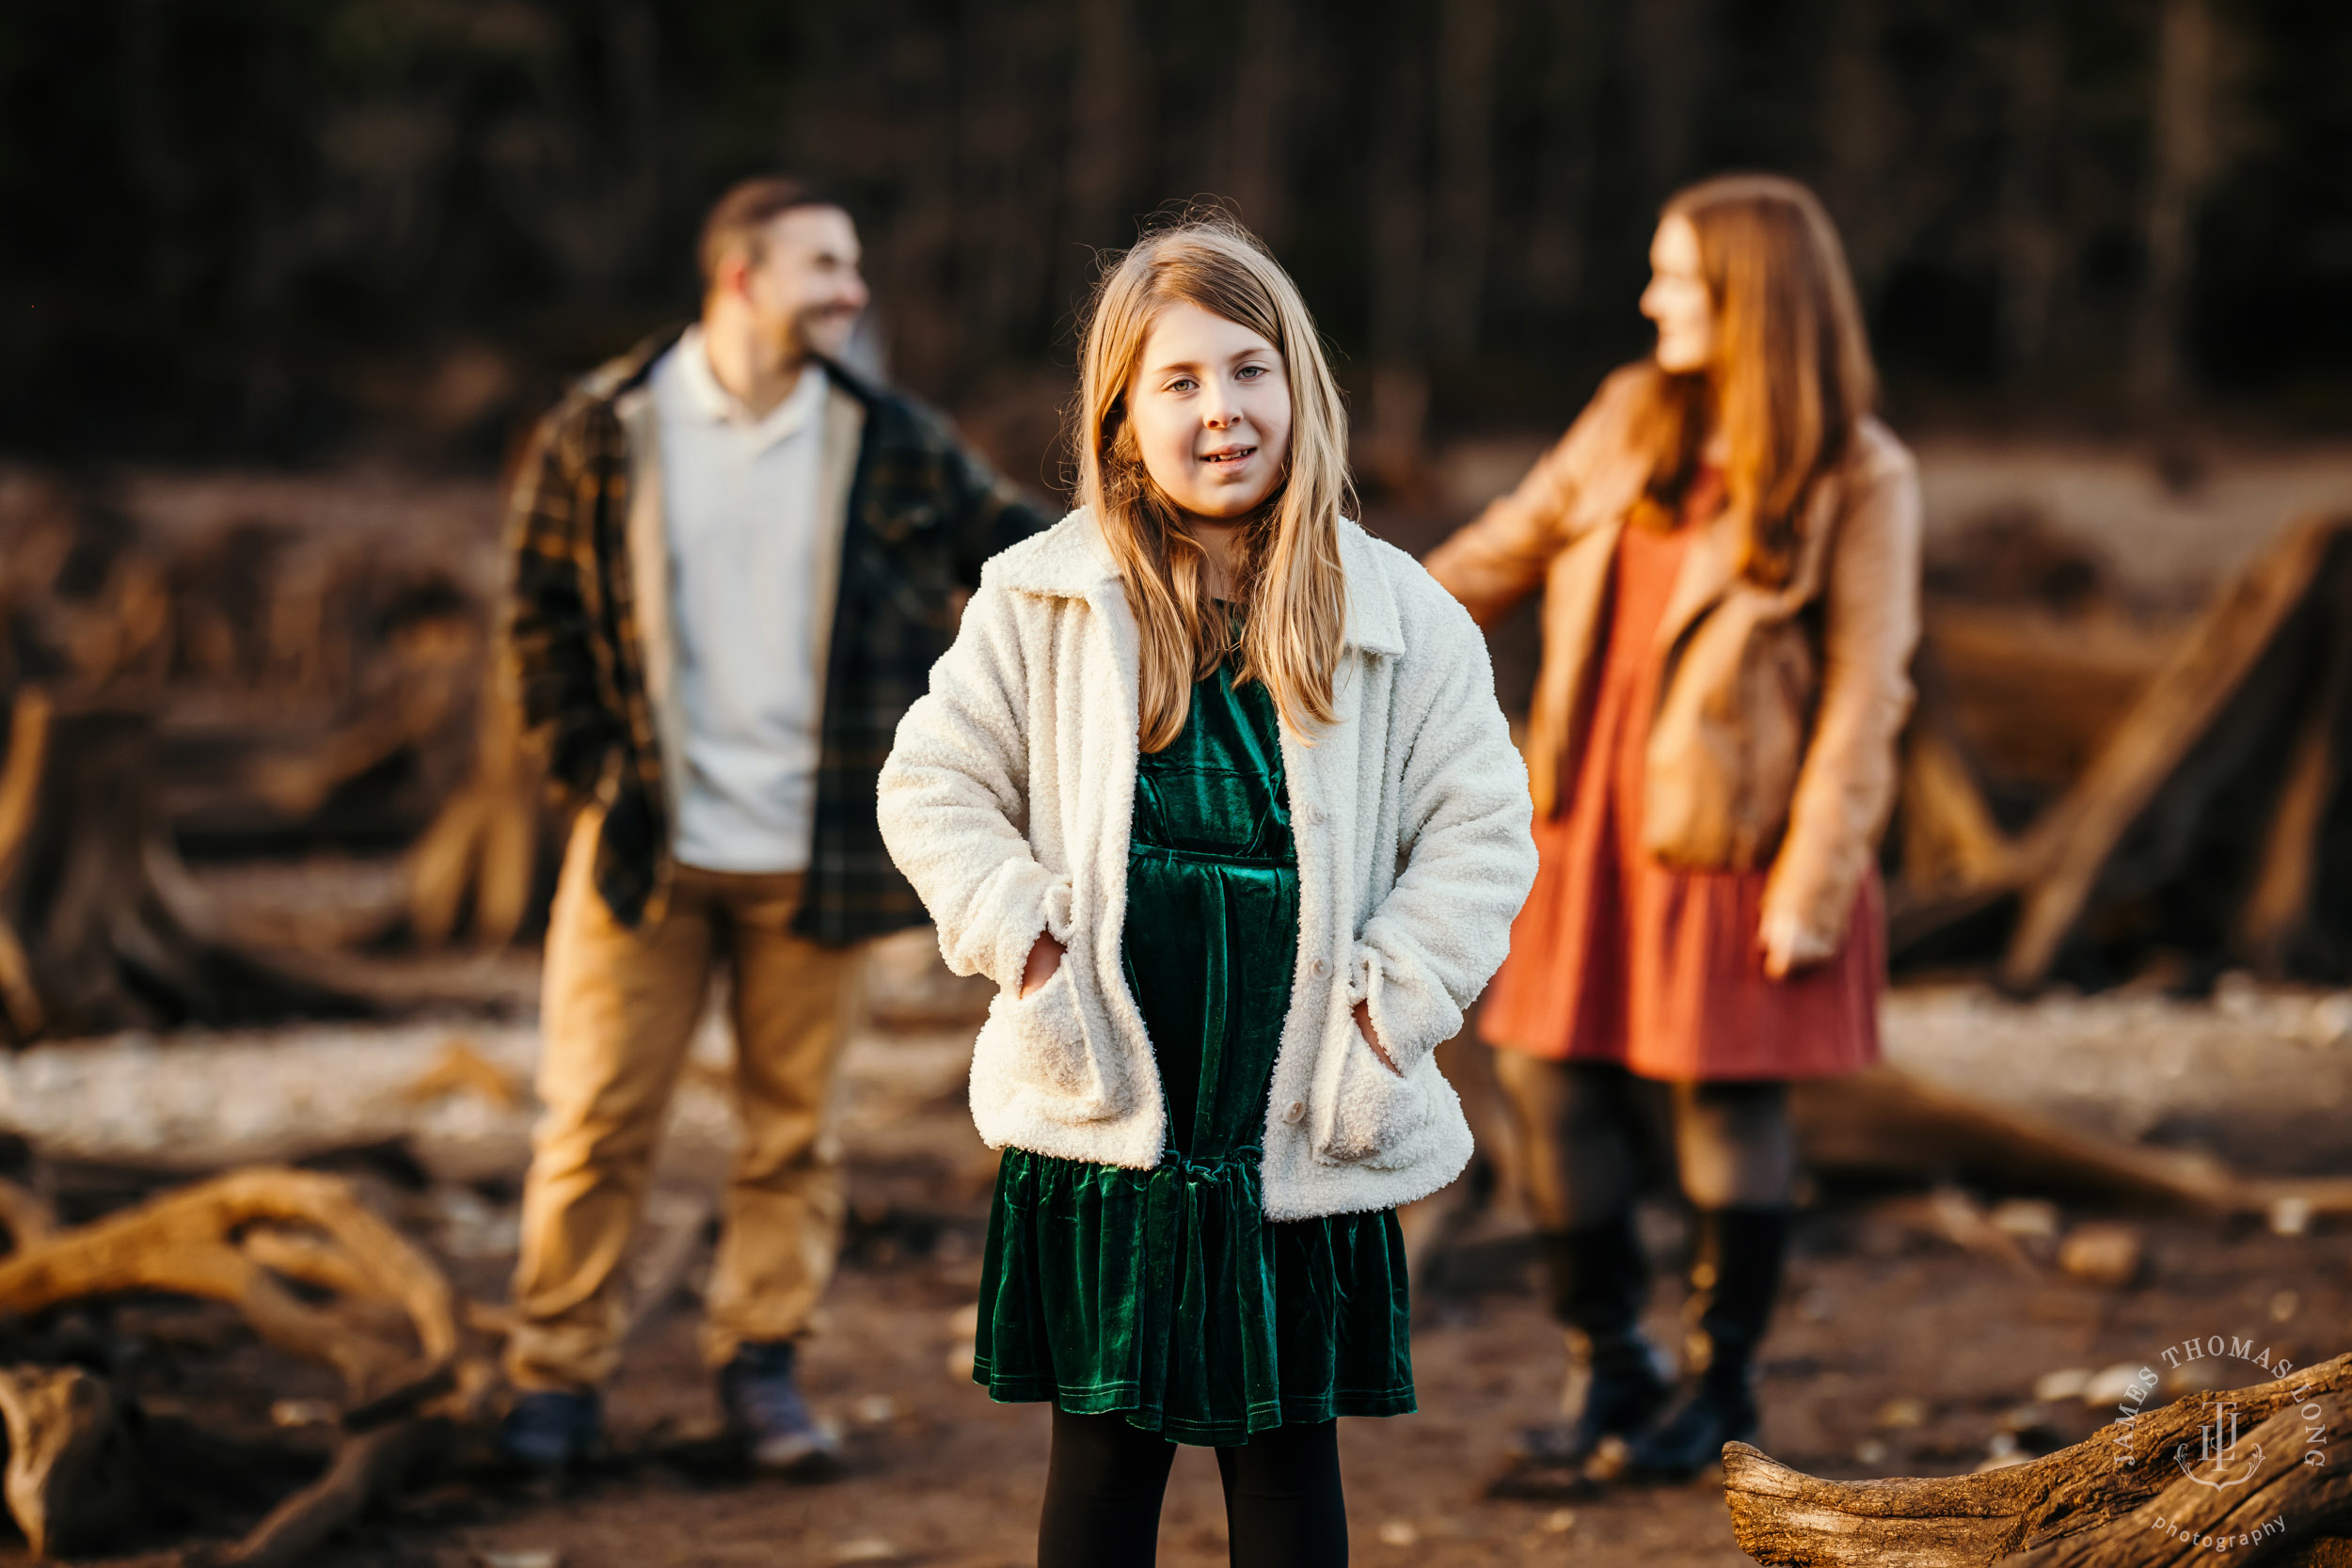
[1794,1067,2352,1224]
[1726,1352,2352,1566]
[0,1166,485,1562]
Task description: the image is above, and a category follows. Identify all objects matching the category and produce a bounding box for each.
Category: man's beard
[793,305,861,358]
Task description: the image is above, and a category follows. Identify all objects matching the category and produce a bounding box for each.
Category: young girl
[879,218,1535,1564]
[1425,174,1922,1481]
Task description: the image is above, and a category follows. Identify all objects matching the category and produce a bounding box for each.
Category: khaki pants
[507,813,864,1390]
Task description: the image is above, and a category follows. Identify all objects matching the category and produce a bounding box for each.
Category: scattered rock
[1989,1198,2059,1241]
[1541,1507,1577,1533]
[269,1398,336,1428]
[943,1341,976,1382]
[2082,1362,2154,1407]
[1375,1519,1420,1546]
[833,1540,901,1564]
[944,1303,979,1338]
[2033,1367,2091,1402]
[476,1551,560,1568]
[2057,1221,2142,1288]
[1874,1397,1930,1430]
[2303,994,2352,1047]
[850,1394,899,1427]
[1976,1432,2031,1471]
[2272,1289,2301,1322]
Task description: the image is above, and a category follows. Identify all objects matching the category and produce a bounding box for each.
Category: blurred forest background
[0,0,2348,1037]
[5,0,2350,483]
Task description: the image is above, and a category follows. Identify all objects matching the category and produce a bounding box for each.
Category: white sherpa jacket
[876,509,1538,1221]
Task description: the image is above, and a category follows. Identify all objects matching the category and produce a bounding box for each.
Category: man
[500,177,1048,1470]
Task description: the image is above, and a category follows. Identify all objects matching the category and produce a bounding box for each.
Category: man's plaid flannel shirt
[502,330,1051,943]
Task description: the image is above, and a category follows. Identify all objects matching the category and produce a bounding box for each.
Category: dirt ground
[4,948,2347,1568]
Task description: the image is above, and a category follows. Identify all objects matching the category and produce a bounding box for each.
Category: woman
[1424,174,1921,1481]
[878,217,1535,1565]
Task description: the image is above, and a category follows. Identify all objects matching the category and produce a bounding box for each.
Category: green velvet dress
[972,651,1415,1447]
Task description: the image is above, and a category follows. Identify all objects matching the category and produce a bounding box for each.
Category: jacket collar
[579,325,880,416]
[1649,437,1867,652]
[995,507,1405,657]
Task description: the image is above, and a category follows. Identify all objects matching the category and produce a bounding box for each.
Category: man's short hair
[697,176,842,289]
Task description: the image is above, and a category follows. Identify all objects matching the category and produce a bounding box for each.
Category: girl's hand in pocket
[1019,934,1066,998]
[1353,1001,1403,1076]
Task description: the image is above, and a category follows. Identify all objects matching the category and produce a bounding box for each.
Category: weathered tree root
[177,1416,446,1568]
[1726,1351,2352,1566]
[0,1166,457,1411]
[0,1365,143,1558]
[0,1166,484,1563]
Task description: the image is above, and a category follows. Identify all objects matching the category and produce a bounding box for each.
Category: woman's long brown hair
[1075,217,1352,752]
[1629,174,1879,587]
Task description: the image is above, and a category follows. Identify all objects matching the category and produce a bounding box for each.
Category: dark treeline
[4,0,2348,478]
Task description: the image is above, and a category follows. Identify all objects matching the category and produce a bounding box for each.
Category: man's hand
[1758,910,1837,980]
[1019,934,1066,998]
[1352,1000,1403,1076]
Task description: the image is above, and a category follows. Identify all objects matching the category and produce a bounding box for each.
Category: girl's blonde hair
[1628,173,1879,587]
[1074,216,1352,752]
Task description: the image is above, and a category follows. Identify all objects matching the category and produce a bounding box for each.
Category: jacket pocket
[972,961,1123,1124]
[1731,620,1818,863]
[1314,1022,1439,1170]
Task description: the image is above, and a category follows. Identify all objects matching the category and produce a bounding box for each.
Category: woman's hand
[1018,933,1066,998]
[1758,911,1836,980]
[1353,1000,1404,1076]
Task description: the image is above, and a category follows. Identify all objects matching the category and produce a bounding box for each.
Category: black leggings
[1037,1406,1347,1568]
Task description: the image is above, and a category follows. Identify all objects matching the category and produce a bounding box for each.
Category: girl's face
[1124,300,1293,523]
[1641,214,1716,374]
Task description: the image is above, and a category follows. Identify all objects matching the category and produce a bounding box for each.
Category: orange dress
[1478,475,1884,1082]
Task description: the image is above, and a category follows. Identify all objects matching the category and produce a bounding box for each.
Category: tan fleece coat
[1422,366,1923,948]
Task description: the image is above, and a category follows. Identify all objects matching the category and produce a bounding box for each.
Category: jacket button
[1284,1101,1306,1125]
[1311,958,1330,978]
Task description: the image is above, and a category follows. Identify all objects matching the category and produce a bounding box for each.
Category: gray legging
[1492,1053,1796,1227]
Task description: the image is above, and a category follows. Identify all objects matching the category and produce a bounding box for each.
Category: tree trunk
[1364,0,1433,496]
[1524,0,1605,306]
[1223,0,1294,245]
[0,690,361,1041]
[2129,0,2217,415]
[1427,0,1501,361]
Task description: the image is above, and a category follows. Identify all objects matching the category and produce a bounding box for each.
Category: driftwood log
[404,675,542,950]
[0,1365,142,1558]
[1792,1068,2352,1223]
[1889,515,2352,988]
[0,689,363,1042]
[0,1168,457,1414]
[0,1167,480,1563]
[1727,1351,2352,1566]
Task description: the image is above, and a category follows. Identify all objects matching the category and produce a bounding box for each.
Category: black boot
[1515,1213,1671,1467]
[1628,1206,1788,1481]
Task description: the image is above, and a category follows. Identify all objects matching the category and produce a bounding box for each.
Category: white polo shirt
[651,326,832,873]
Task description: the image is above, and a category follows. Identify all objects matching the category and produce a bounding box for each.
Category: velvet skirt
[972,655,1414,1446]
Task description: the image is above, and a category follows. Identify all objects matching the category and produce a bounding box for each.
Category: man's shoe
[718,1340,839,1474]
[498,1387,603,1469]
